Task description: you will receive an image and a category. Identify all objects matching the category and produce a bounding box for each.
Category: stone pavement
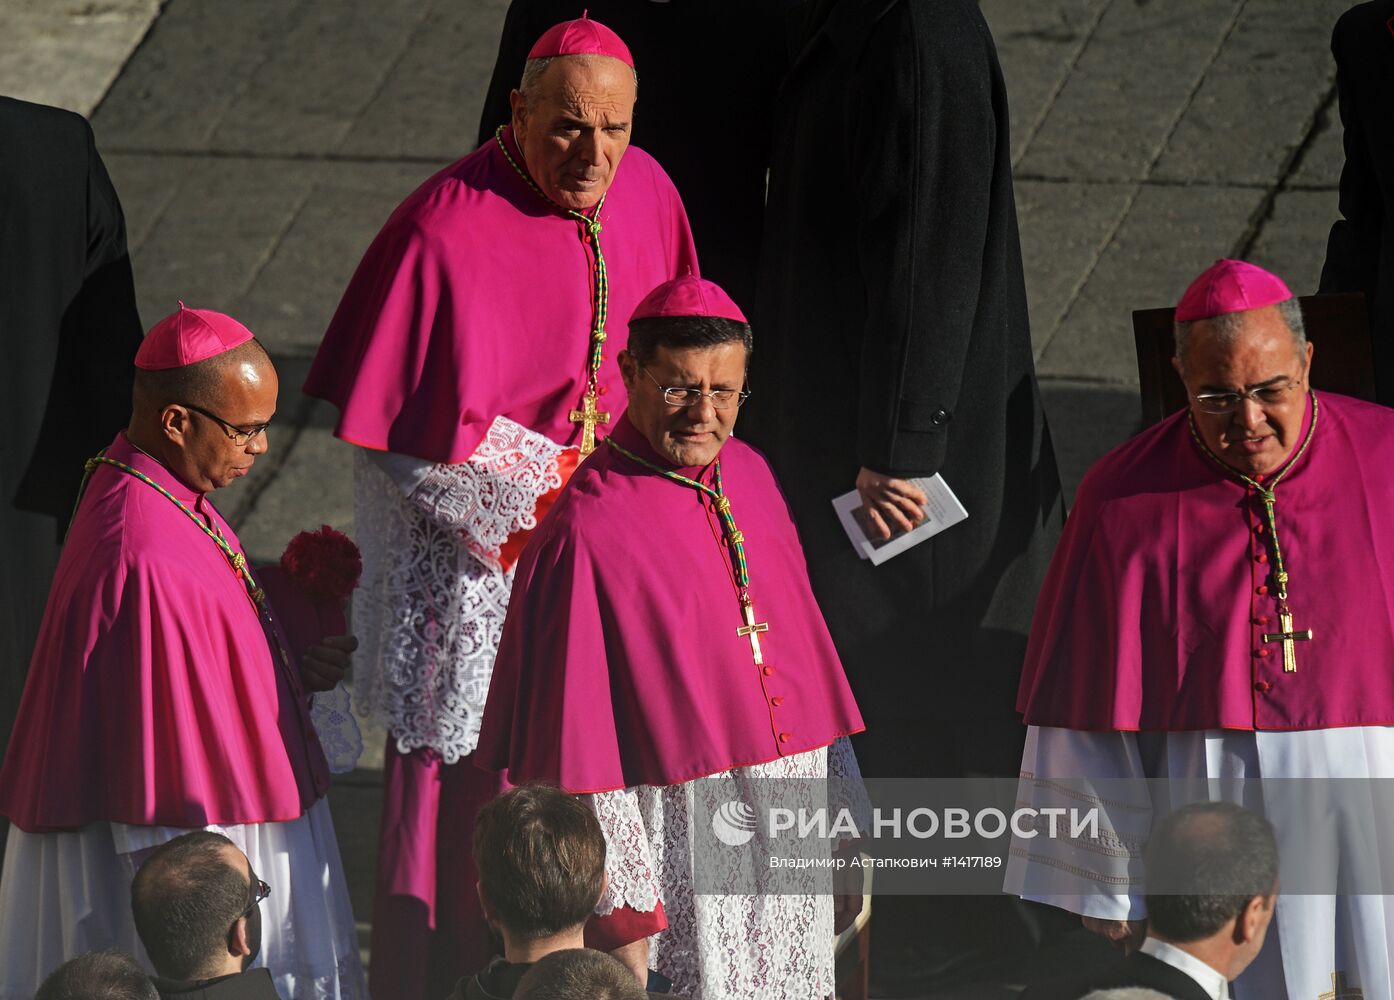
[3,0,1356,993]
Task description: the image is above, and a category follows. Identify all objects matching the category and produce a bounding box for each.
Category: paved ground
[1,0,1356,994]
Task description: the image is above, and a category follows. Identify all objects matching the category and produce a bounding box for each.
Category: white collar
[1140,936,1230,1000]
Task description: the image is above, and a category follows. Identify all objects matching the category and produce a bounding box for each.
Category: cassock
[475,0,786,314]
[749,0,1066,971]
[477,414,866,1000]
[749,0,1063,777]
[0,97,143,758]
[303,110,697,995]
[1320,0,1394,403]
[1007,391,1394,1000]
[0,433,364,1000]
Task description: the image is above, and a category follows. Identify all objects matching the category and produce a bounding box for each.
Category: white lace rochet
[352,416,568,762]
[586,737,869,999]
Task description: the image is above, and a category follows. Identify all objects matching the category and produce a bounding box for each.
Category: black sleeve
[848,2,997,476]
[13,121,143,530]
[1319,13,1384,297]
[476,1,545,149]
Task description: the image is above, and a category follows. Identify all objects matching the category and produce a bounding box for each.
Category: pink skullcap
[630,274,748,325]
[1175,259,1294,322]
[135,302,256,371]
[527,12,634,68]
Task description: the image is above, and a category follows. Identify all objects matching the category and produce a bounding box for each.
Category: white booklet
[831,474,969,566]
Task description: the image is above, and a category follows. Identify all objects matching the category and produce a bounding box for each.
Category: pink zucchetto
[526,12,634,68]
[134,303,255,371]
[630,274,747,325]
[1175,259,1294,323]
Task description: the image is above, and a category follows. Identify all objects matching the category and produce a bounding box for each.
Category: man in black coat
[1021,803,1278,1000]
[1319,0,1394,403]
[0,97,144,758]
[476,0,786,314]
[747,0,1065,984]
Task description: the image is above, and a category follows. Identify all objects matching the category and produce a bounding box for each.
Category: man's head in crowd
[1144,801,1279,980]
[130,831,267,981]
[473,785,608,950]
[514,949,647,1000]
[34,950,158,1000]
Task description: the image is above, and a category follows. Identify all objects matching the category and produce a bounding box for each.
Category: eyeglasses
[181,403,272,446]
[1191,376,1305,415]
[642,368,750,410]
[242,872,271,921]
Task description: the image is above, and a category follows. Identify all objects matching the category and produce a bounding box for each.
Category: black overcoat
[476,0,787,314]
[747,0,1064,774]
[0,97,143,754]
[1320,0,1394,402]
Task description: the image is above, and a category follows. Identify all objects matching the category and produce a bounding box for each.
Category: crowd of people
[2,0,1392,998]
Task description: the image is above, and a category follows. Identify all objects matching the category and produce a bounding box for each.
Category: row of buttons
[759,663,792,746]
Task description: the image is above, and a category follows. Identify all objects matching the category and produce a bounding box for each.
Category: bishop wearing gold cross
[1009,259,1394,999]
[477,276,867,997]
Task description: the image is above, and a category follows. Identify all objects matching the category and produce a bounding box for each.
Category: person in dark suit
[1022,802,1278,1000]
[0,96,144,759]
[131,832,280,1000]
[1320,0,1394,403]
[747,0,1065,987]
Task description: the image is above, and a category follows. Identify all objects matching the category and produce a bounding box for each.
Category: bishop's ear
[159,403,192,443]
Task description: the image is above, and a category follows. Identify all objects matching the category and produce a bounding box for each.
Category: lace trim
[351,417,568,761]
[353,454,507,762]
[586,749,841,998]
[588,788,663,915]
[409,416,567,570]
[310,684,364,774]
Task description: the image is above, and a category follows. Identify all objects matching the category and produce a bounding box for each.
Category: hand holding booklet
[831,474,969,565]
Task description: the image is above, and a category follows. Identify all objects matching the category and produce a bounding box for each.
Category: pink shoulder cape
[1017,393,1394,731]
[303,128,699,462]
[0,435,330,832]
[475,416,865,792]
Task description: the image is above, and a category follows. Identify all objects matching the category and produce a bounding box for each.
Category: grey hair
[1173,297,1306,370]
[518,55,638,103]
[1080,990,1175,1000]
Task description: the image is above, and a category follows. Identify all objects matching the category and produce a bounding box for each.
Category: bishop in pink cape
[1007,261,1394,1000]
[0,307,363,1000]
[0,310,329,831]
[476,411,865,791]
[476,276,862,791]
[301,18,697,1000]
[1016,260,1394,731]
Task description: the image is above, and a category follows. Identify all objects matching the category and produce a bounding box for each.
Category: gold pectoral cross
[736,600,770,666]
[569,390,610,456]
[1262,609,1313,674]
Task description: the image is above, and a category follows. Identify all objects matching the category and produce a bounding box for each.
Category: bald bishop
[0,306,364,999]
[1007,260,1394,1000]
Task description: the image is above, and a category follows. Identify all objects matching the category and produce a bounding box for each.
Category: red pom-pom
[280,526,362,603]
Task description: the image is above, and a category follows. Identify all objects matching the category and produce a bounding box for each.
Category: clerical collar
[1139,938,1229,1000]
[607,411,715,482]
